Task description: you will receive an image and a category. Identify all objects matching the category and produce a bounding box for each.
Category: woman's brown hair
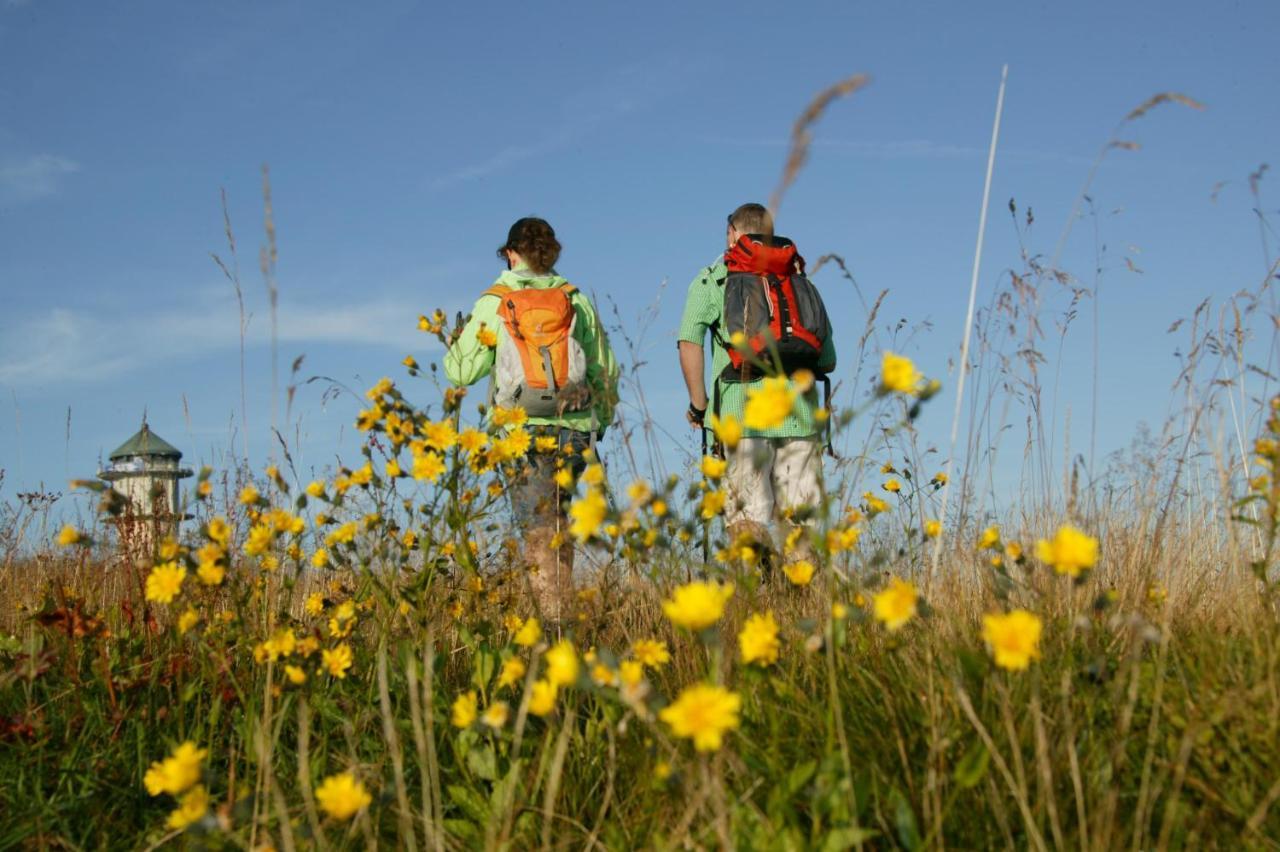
[497,217,561,274]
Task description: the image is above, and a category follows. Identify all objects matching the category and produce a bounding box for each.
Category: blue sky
[1,0,1276,514]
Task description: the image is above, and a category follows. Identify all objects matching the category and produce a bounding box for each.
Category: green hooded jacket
[443,268,619,433]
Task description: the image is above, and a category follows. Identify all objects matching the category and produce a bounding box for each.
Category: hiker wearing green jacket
[445,217,618,623]
[677,203,836,567]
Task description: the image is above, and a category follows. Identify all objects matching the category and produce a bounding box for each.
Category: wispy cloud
[431,57,694,188]
[694,135,1092,165]
[0,293,441,387]
[0,153,78,203]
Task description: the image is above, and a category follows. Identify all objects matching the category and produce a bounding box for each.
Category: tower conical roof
[108,424,183,461]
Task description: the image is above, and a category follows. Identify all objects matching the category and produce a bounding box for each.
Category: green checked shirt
[677,258,836,439]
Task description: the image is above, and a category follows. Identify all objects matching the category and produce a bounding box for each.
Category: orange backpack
[484,283,589,417]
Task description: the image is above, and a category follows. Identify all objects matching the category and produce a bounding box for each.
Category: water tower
[98,421,193,552]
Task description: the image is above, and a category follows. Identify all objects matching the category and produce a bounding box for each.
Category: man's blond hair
[728,203,774,238]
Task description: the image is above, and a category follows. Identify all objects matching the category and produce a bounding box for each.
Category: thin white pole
[929,64,1008,584]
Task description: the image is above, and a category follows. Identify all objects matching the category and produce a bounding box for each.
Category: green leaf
[442,818,480,840]
[784,759,817,797]
[447,784,490,822]
[467,744,497,781]
[820,826,879,851]
[891,789,922,851]
[472,647,497,692]
[953,741,990,789]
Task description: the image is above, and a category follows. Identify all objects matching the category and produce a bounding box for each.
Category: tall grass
[1,79,1278,850]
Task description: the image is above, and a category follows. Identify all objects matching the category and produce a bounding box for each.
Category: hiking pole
[929,64,1008,589]
[698,424,709,577]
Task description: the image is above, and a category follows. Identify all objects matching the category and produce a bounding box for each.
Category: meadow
[1,83,1278,851]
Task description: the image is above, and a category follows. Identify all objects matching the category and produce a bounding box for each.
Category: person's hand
[556,384,592,414]
[686,402,706,430]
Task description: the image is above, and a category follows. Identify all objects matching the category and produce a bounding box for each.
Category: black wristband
[688,402,706,424]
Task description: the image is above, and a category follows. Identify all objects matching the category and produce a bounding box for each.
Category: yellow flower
[872,577,918,632]
[661,581,734,631]
[738,611,780,666]
[631,639,670,668]
[207,517,231,544]
[709,413,743,450]
[513,617,542,647]
[981,609,1043,671]
[412,451,446,483]
[783,560,816,586]
[176,608,199,635]
[924,519,941,539]
[544,639,579,688]
[243,523,275,556]
[56,525,83,546]
[494,427,532,461]
[145,562,186,605]
[239,485,260,505]
[826,526,861,553]
[832,602,849,620]
[422,420,458,452]
[366,377,394,399]
[880,351,922,394]
[491,405,528,427]
[651,498,669,517]
[144,741,207,796]
[743,376,797,430]
[977,525,1001,550]
[305,480,325,498]
[385,458,402,478]
[569,488,607,542]
[535,435,558,453]
[256,628,296,663]
[700,489,726,520]
[1004,541,1023,562]
[197,480,212,498]
[166,784,209,830]
[863,492,889,515]
[931,471,948,486]
[659,683,741,752]
[497,657,526,689]
[452,690,478,728]
[458,428,488,454]
[580,463,604,486]
[1035,525,1099,577]
[284,664,307,685]
[311,549,330,569]
[618,660,644,687]
[305,592,326,617]
[329,600,357,637]
[482,701,510,729]
[315,772,372,820]
[626,479,652,506]
[700,455,727,480]
[590,662,618,687]
[527,679,557,716]
[882,478,901,493]
[322,643,353,678]
[348,463,373,487]
[477,326,498,348]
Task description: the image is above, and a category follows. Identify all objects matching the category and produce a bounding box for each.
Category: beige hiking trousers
[724,435,824,529]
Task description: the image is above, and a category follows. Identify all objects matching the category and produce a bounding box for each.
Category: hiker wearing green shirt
[445,217,618,623]
[677,203,836,566]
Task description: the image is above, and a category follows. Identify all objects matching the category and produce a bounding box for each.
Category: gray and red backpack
[715,234,831,384]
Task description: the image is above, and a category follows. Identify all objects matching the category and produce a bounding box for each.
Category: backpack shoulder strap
[482,284,512,300]
[556,282,578,296]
